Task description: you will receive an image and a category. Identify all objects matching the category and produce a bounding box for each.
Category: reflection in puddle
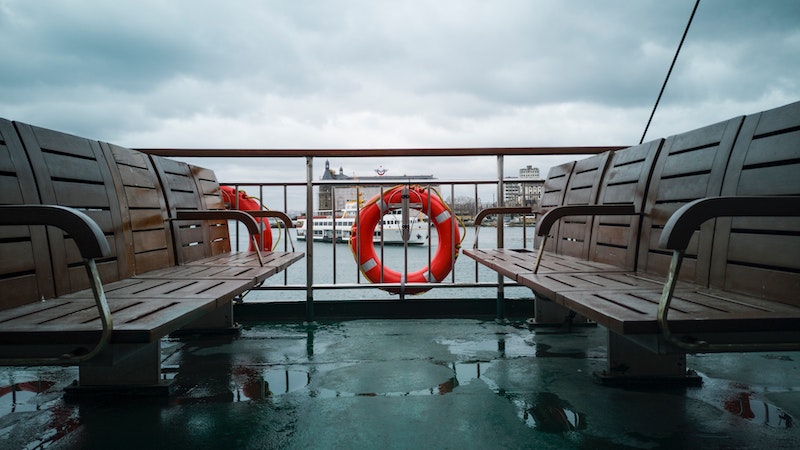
[0,380,56,413]
[232,367,310,401]
[514,392,587,433]
[724,392,793,428]
[436,334,538,359]
[312,361,491,398]
[533,343,586,359]
[0,378,80,448]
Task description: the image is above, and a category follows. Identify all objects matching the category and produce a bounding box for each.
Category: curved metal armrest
[0,205,112,365]
[537,204,637,236]
[0,205,110,259]
[659,196,800,251]
[175,210,261,237]
[175,210,264,265]
[658,195,800,352]
[473,207,532,228]
[247,210,296,252]
[247,210,294,229]
[471,207,532,249]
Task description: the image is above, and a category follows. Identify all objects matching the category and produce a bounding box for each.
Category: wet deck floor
[1,318,799,449]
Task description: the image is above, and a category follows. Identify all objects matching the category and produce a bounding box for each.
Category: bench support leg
[532,297,591,327]
[65,341,174,399]
[176,302,240,335]
[595,332,700,386]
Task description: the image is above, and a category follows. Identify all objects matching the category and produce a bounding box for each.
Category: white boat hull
[296,212,428,245]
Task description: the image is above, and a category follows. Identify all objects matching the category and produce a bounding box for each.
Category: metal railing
[141,146,618,321]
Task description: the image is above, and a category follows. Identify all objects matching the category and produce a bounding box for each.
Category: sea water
[232,224,537,301]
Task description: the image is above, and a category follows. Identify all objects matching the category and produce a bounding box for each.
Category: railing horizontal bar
[224,179,555,188]
[253,281,526,291]
[138,146,621,158]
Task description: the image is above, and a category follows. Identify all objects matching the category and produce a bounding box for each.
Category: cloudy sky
[1,0,798,209]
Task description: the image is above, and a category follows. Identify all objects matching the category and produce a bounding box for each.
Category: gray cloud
[1,0,798,206]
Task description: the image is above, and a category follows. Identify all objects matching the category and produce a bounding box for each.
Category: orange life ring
[221,186,273,251]
[349,186,461,294]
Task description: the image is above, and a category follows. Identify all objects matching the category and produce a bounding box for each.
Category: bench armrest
[473,207,533,227]
[659,196,800,251]
[0,205,110,259]
[174,210,262,237]
[657,195,800,352]
[537,204,637,236]
[471,207,532,249]
[247,210,296,252]
[247,210,294,229]
[0,205,113,365]
[175,210,265,265]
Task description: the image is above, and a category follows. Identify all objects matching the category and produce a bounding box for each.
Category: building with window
[319,161,437,213]
[503,165,544,207]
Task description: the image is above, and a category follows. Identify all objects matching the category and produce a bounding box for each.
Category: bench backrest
[189,164,233,256]
[0,120,54,308]
[149,155,233,264]
[534,140,664,269]
[0,120,240,311]
[15,122,132,296]
[551,152,611,258]
[637,115,745,284]
[710,101,800,303]
[103,142,176,274]
[536,161,575,252]
[587,138,664,269]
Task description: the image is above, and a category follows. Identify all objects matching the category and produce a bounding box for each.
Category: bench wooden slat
[463,247,625,283]
[0,297,219,344]
[558,288,800,335]
[192,250,303,269]
[63,277,250,302]
[135,264,278,284]
[518,271,664,301]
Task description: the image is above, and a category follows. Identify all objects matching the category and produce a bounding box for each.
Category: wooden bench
[465,101,800,384]
[0,120,303,395]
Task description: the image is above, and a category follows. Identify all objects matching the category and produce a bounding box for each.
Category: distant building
[504,165,544,207]
[319,160,437,213]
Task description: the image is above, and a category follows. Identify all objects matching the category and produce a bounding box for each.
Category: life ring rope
[349,185,465,295]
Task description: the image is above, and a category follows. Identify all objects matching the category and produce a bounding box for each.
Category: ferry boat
[296,201,428,245]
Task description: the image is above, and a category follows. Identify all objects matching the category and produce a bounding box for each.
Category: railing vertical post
[305,156,315,323]
[283,185,289,284]
[496,155,506,322]
[332,186,337,283]
[400,184,409,300]
[450,183,456,283]
[473,183,479,282]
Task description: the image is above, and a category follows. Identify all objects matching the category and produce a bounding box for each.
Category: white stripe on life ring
[361,258,378,272]
[434,210,451,224]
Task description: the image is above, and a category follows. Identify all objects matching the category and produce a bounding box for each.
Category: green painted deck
[2,318,799,449]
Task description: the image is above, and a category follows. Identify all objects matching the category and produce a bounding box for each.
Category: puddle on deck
[1,321,798,449]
